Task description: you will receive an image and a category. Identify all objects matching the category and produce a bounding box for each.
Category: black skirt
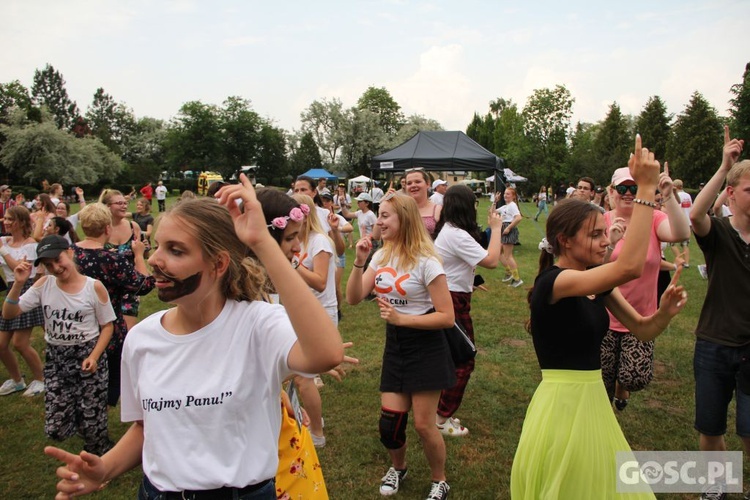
[380,323,456,393]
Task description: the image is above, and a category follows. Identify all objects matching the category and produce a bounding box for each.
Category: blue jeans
[138,475,276,500]
[694,339,750,437]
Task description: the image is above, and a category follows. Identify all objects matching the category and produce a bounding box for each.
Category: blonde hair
[163,198,267,302]
[727,160,750,187]
[376,193,439,271]
[78,203,112,237]
[98,188,124,205]
[291,194,333,248]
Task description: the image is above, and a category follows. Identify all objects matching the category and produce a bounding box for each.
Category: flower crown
[268,204,310,230]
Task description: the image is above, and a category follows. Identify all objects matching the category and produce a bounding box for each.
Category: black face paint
[152,265,203,302]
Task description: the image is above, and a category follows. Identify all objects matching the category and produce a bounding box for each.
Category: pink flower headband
[268,204,309,230]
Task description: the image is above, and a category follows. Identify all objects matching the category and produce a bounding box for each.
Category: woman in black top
[132,198,154,249]
[510,137,687,499]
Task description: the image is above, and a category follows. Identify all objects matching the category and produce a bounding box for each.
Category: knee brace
[379,407,408,449]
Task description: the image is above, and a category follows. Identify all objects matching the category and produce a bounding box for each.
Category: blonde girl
[498,187,523,287]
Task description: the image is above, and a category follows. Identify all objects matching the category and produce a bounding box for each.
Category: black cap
[319,192,334,201]
[34,235,70,265]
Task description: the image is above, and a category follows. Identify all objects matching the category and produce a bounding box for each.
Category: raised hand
[215,174,272,250]
[487,209,502,231]
[13,257,33,284]
[722,125,745,170]
[608,217,627,246]
[628,134,660,190]
[44,446,108,498]
[658,161,674,198]
[354,236,372,263]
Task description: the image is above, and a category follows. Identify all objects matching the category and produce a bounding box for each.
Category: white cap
[432,179,448,190]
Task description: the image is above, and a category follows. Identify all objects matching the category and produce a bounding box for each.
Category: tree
[164,101,223,174]
[300,98,347,166]
[31,64,79,130]
[85,88,136,155]
[338,108,387,176]
[0,81,33,125]
[0,115,122,186]
[667,91,723,187]
[566,122,601,184]
[522,85,574,185]
[357,86,404,136]
[593,102,632,175]
[391,114,442,147]
[288,131,323,176]
[728,62,750,157]
[121,116,167,184]
[256,122,288,185]
[220,96,262,178]
[635,96,672,161]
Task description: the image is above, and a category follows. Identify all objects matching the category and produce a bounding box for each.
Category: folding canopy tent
[347,174,371,193]
[370,131,506,187]
[300,168,337,184]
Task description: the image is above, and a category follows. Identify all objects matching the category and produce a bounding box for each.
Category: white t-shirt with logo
[120,299,298,491]
[298,232,337,315]
[19,276,116,345]
[498,201,520,223]
[678,190,693,224]
[354,210,377,238]
[155,185,168,201]
[435,223,487,293]
[369,251,444,315]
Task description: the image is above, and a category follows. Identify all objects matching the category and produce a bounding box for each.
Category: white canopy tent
[348,174,371,193]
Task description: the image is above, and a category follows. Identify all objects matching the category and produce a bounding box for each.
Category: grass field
[0,197,745,499]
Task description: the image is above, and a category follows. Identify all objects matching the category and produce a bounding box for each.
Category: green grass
[1,198,746,499]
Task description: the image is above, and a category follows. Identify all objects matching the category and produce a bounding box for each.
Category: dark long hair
[526,199,600,332]
[256,188,301,246]
[434,185,481,243]
[50,216,79,243]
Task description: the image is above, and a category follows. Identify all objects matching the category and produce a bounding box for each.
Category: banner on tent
[380,162,394,169]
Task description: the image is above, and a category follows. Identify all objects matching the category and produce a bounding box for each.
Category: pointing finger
[664,161,669,177]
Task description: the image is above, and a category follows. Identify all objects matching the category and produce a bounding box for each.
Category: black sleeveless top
[529,266,612,370]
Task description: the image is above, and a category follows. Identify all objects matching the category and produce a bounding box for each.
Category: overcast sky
[2,0,748,133]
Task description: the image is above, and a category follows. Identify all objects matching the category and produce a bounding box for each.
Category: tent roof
[487,169,527,183]
[300,168,336,179]
[349,175,371,182]
[371,131,504,172]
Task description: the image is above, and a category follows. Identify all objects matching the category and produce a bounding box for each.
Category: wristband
[0,247,9,257]
[352,263,365,269]
[4,297,19,305]
[673,264,678,272]
[633,198,656,208]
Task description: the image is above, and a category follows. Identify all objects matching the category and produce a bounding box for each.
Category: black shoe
[614,397,629,411]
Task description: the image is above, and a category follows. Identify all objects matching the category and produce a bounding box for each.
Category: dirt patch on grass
[501,338,528,348]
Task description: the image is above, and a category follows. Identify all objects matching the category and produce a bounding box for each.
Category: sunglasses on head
[615,184,638,196]
[404,167,424,173]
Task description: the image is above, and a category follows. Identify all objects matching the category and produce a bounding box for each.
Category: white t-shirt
[369,251,444,315]
[435,223,487,293]
[315,206,331,233]
[678,190,693,223]
[20,276,115,345]
[0,238,38,282]
[120,299,299,491]
[155,185,168,201]
[429,192,444,206]
[298,233,337,313]
[498,201,520,223]
[354,210,377,238]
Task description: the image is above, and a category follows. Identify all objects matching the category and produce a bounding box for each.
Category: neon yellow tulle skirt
[510,370,655,499]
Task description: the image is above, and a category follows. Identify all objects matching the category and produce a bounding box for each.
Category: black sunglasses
[615,185,638,196]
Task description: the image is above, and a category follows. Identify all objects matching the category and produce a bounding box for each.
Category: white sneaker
[0,377,26,396]
[426,480,450,500]
[501,274,513,283]
[23,379,45,397]
[311,432,326,448]
[437,416,469,436]
[380,467,407,496]
[510,279,524,288]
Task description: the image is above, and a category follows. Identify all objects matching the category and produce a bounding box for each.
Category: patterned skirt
[0,281,44,331]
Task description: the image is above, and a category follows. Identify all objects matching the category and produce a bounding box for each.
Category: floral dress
[104,222,141,316]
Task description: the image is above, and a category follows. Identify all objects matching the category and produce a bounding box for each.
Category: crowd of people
[0,125,748,499]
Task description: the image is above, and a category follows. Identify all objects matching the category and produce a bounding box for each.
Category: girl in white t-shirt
[341,193,378,240]
[346,192,455,500]
[433,185,502,436]
[497,187,524,287]
[44,175,344,499]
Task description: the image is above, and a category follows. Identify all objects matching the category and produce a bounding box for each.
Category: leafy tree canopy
[31,64,79,130]
[357,86,404,136]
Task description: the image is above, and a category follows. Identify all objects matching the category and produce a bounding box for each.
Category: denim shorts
[694,339,750,437]
[336,253,345,268]
[138,475,276,500]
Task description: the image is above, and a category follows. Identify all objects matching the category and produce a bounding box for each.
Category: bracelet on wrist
[4,297,19,305]
[352,263,365,269]
[661,194,672,203]
[633,198,656,208]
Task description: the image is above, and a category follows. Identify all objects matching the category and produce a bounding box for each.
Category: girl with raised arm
[510,137,687,499]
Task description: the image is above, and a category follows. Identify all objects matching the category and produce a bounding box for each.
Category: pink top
[604,209,667,333]
[421,204,438,236]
